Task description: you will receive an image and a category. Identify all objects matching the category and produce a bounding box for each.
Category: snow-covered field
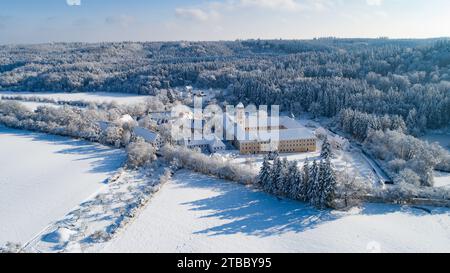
[0,95,62,111]
[99,170,450,253]
[0,91,150,105]
[25,167,165,253]
[1,107,449,253]
[421,129,450,152]
[10,101,62,111]
[0,127,125,246]
[416,129,450,187]
[435,171,450,188]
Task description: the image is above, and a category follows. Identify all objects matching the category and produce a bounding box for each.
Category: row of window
[281,143,315,148]
[240,142,314,150]
[241,146,315,152]
[280,148,310,153]
[282,139,315,144]
[241,146,259,151]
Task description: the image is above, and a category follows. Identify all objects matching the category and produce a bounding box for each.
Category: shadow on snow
[0,126,125,176]
[175,171,337,237]
[173,171,450,238]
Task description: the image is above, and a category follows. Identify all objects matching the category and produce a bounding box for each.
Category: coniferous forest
[1,39,449,133]
[1,39,450,189]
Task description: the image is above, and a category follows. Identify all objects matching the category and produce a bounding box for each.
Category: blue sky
[0,0,449,44]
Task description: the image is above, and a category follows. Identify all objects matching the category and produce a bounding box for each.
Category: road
[327,127,392,185]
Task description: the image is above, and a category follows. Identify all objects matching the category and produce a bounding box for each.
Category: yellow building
[227,104,317,154]
[236,129,317,154]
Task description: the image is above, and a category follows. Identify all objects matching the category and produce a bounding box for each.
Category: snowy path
[0,127,125,246]
[100,170,450,253]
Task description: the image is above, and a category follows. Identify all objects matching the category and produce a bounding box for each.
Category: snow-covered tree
[126,139,156,168]
[286,160,302,200]
[395,168,421,186]
[320,136,332,159]
[257,155,272,191]
[299,158,310,201]
[364,129,443,187]
[318,158,337,208]
[160,145,256,184]
[267,156,280,194]
[271,157,287,196]
[336,170,368,208]
[307,160,320,205]
[309,160,324,207]
[0,242,21,253]
[102,125,124,148]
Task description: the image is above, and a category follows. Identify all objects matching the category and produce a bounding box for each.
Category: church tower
[236,102,245,128]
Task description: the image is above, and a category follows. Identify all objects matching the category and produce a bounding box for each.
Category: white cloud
[174,0,330,23]
[239,0,306,11]
[237,0,333,12]
[366,0,383,6]
[66,0,81,6]
[175,8,220,22]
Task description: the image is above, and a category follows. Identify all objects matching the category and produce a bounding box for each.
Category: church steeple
[236,102,245,128]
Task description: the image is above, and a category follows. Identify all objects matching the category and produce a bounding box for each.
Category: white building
[180,136,226,153]
[98,115,163,149]
[148,112,172,125]
[225,103,317,154]
[133,127,164,149]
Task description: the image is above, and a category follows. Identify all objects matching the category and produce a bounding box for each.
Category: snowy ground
[0,127,125,246]
[435,171,450,188]
[0,91,150,105]
[25,166,165,253]
[298,115,448,187]
[0,95,62,111]
[421,128,450,152]
[421,129,450,188]
[98,170,450,253]
[7,101,63,111]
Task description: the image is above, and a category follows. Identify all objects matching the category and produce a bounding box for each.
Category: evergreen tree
[309,160,323,208]
[286,160,302,200]
[307,160,320,204]
[166,90,175,104]
[269,156,283,194]
[299,158,310,201]
[257,155,272,191]
[311,160,326,208]
[275,157,289,196]
[319,158,337,208]
[320,136,332,159]
[268,150,279,160]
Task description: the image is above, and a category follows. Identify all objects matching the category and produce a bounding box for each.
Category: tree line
[1,39,449,132]
[0,99,165,168]
[257,138,337,208]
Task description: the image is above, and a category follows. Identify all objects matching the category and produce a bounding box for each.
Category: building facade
[228,104,317,154]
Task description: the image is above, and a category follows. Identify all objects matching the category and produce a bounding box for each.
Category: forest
[1,39,449,133]
[1,38,449,190]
